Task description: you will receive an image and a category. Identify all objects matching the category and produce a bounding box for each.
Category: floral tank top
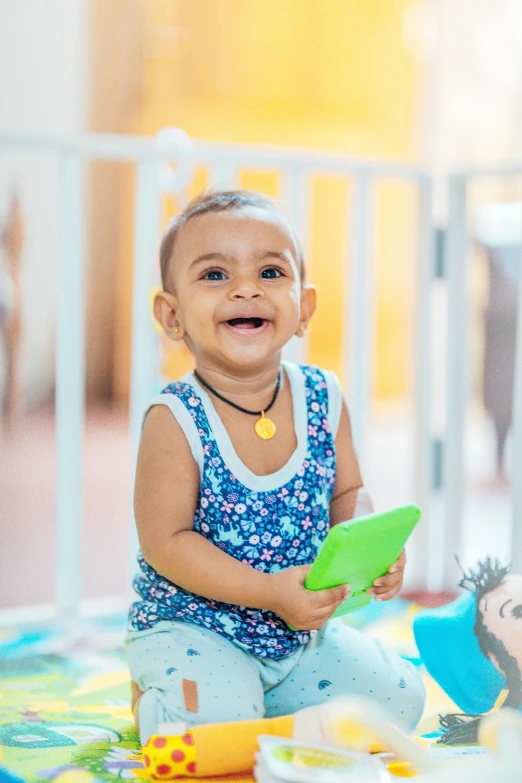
[129,363,339,659]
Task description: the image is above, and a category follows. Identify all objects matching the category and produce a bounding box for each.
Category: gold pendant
[255,411,276,440]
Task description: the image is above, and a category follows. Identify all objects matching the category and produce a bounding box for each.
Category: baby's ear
[153,290,185,341]
[299,284,317,331]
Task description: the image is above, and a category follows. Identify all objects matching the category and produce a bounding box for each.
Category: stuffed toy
[413,556,522,744]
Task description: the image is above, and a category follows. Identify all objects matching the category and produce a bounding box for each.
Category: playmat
[0,600,457,782]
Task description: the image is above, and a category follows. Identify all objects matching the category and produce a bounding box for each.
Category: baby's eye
[260,267,282,279]
[204,269,226,281]
[511,604,522,619]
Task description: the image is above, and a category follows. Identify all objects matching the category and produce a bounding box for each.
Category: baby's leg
[264,620,425,732]
[125,620,264,744]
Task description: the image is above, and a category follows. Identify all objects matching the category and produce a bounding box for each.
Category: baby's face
[479,574,522,671]
[164,206,313,372]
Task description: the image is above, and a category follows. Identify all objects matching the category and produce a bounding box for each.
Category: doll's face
[478,575,522,671]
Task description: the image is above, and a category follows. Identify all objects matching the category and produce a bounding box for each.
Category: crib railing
[444,169,522,584]
[1,129,521,621]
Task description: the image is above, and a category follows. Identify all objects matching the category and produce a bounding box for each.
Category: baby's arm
[329,400,366,526]
[329,401,406,601]
[134,405,347,629]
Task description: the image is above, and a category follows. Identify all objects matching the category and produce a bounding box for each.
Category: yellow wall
[115,0,419,400]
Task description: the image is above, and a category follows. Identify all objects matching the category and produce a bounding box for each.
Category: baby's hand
[368,548,406,601]
[265,565,349,630]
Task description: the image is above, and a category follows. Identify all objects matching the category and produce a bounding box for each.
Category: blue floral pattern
[129,365,336,659]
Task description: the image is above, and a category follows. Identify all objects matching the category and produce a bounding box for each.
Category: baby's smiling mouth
[226,317,268,330]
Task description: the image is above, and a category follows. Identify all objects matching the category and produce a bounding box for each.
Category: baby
[125,190,425,743]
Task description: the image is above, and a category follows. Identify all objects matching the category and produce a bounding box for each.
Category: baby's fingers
[327,584,351,607]
[314,584,350,609]
[371,585,401,602]
[368,571,402,596]
[309,591,349,626]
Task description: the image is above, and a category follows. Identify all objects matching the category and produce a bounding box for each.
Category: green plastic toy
[304,504,421,617]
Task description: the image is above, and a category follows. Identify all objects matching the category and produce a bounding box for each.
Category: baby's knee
[397,662,426,732]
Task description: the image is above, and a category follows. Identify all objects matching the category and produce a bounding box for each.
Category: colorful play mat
[0,600,457,782]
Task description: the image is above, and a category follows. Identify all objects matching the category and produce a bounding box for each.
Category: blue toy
[414,557,522,744]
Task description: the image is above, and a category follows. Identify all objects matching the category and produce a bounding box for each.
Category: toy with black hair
[414,556,522,745]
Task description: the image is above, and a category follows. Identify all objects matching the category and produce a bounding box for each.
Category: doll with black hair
[414,557,522,744]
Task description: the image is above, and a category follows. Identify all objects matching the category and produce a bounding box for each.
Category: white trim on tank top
[147,361,342,493]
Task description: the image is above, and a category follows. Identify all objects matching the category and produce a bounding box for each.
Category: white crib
[1,130,521,622]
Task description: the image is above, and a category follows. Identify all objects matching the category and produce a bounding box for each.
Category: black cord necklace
[193,368,282,440]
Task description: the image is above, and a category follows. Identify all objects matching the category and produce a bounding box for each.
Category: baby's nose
[231,277,263,298]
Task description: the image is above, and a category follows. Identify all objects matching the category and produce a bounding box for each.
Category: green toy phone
[304,504,421,618]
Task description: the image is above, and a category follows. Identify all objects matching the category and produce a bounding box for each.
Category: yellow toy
[133,698,522,781]
[136,715,293,779]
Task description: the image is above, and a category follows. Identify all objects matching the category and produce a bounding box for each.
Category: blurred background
[1,0,522,616]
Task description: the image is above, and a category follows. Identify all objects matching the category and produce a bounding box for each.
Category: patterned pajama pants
[126,618,425,744]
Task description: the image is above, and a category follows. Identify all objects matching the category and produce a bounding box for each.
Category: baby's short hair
[159,189,304,288]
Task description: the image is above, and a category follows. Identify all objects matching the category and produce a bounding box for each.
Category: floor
[0,404,131,611]
[0,400,514,614]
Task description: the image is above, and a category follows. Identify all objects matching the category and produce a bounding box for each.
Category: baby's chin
[217,346,284,373]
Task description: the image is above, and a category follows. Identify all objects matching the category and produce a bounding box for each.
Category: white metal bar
[55,151,85,618]
[346,173,373,463]
[281,165,310,365]
[0,131,429,180]
[189,146,427,179]
[443,175,469,586]
[13,130,522,184]
[129,159,163,583]
[511,244,522,571]
[411,176,437,589]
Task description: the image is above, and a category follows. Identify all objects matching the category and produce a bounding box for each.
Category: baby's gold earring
[297,322,306,336]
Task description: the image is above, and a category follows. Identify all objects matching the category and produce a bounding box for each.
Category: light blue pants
[126,619,425,744]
